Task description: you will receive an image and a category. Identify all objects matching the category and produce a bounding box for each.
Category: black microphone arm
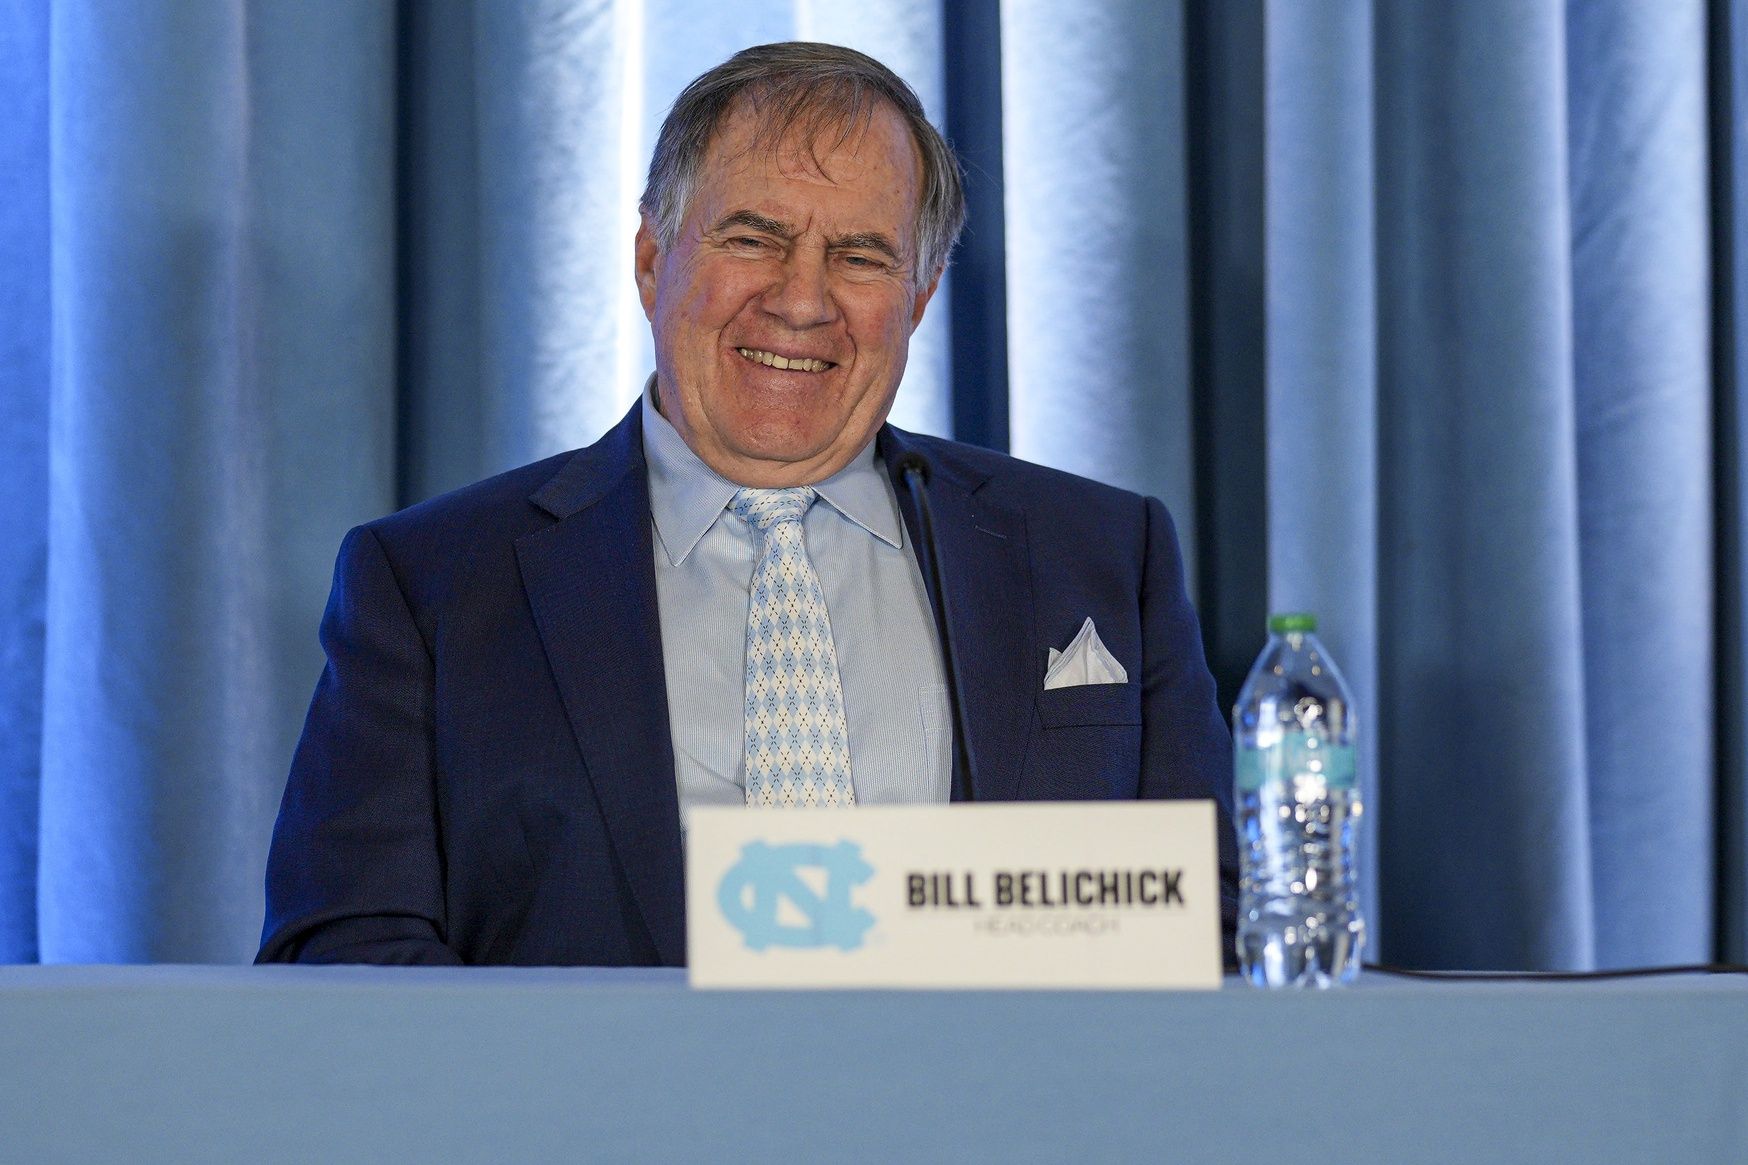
[897,452,979,803]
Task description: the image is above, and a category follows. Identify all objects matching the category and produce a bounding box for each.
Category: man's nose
[760,249,837,328]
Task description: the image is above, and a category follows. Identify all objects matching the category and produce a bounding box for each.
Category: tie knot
[730,486,816,532]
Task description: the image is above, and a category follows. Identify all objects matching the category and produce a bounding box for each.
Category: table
[3,966,1744,1163]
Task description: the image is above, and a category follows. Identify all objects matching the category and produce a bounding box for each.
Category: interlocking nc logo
[717,840,875,951]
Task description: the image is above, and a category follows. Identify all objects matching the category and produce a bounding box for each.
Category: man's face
[635,101,939,487]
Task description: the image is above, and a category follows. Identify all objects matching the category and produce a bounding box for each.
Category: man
[259,42,1237,965]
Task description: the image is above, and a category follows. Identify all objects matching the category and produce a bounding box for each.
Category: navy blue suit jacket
[259,404,1239,965]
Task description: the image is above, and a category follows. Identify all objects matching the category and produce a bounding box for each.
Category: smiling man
[637,98,932,487]
[259,43,1237,965]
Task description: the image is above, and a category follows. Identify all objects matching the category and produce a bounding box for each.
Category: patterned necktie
[730,487,856,807]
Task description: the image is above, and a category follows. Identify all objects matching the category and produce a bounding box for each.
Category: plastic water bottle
[1233,613,1364,987]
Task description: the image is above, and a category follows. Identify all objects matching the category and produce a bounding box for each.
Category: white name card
[686,801,1221,990]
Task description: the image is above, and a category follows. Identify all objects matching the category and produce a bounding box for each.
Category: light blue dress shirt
[640,387,952,830]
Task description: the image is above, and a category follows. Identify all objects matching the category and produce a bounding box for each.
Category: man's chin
[709,432,854,487]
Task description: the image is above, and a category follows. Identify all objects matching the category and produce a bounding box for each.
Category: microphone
[897,452,979,803]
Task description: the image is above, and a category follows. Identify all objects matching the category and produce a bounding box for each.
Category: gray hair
[639,42,967,288]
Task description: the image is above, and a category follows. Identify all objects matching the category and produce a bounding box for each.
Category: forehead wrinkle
[710,209,795,238]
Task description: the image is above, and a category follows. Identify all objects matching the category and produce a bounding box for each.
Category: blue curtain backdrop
[0,0,1742,970]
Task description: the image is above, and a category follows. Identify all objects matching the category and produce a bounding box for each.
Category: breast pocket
[1031,681,1143,798]
[1036,681,1142,728]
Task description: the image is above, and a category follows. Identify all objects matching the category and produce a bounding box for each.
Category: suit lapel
[881,428,1035,801]
[515,407,686,964]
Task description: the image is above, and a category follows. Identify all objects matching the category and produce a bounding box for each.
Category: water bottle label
[1235,734,1355,791]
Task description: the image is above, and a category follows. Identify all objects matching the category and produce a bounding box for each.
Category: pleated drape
[1372,1,1714,970]
[1715,0,1748,965]
[1002,0,1200,581]
[0,0,51,964]
[1565,2,1713,967]
[34,2,397,960]
[1260,0,1381,952]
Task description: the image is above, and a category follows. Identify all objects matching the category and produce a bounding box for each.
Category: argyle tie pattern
[730,487,855,807]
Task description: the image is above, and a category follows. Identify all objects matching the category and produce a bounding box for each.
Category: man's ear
[910,266,943,329]
[634,215,661,320]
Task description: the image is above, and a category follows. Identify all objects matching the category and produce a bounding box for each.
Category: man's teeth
[737,348,830,373]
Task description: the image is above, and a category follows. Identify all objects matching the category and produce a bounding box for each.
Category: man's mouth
[736,347,835,374]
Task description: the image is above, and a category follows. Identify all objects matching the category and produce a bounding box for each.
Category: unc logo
[717,840,875,952]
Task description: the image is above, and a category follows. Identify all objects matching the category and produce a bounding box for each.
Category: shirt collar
[640,377,904,565]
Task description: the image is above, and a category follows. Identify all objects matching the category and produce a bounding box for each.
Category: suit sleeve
[256,525,463,965]
[1136,496,1240,956]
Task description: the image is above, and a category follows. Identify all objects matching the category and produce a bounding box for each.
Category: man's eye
[841,254,884,270]
[727,236,771,251]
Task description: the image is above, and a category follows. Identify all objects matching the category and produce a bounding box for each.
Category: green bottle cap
[1268,612,1317,634]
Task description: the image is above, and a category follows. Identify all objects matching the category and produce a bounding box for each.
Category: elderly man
[259,42,1236,965]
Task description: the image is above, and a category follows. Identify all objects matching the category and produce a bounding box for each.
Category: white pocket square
[1044,617,1129,689]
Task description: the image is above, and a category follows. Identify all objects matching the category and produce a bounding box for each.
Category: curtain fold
[1565,0,1713,967]
[1261,0,1381,952]
[473,0,642,476]
[0,0,51,962]
[398,0,486,503]
[1002,0,1198,580]
[37,1,396,960]
[1365,0,1715,970]
[1720,0,1748,965]
[1374,1,1596,970]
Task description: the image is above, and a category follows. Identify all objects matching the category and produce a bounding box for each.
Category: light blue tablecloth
[3,966,1744,1163]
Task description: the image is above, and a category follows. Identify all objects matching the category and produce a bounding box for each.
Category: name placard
[686,802,1221,989]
